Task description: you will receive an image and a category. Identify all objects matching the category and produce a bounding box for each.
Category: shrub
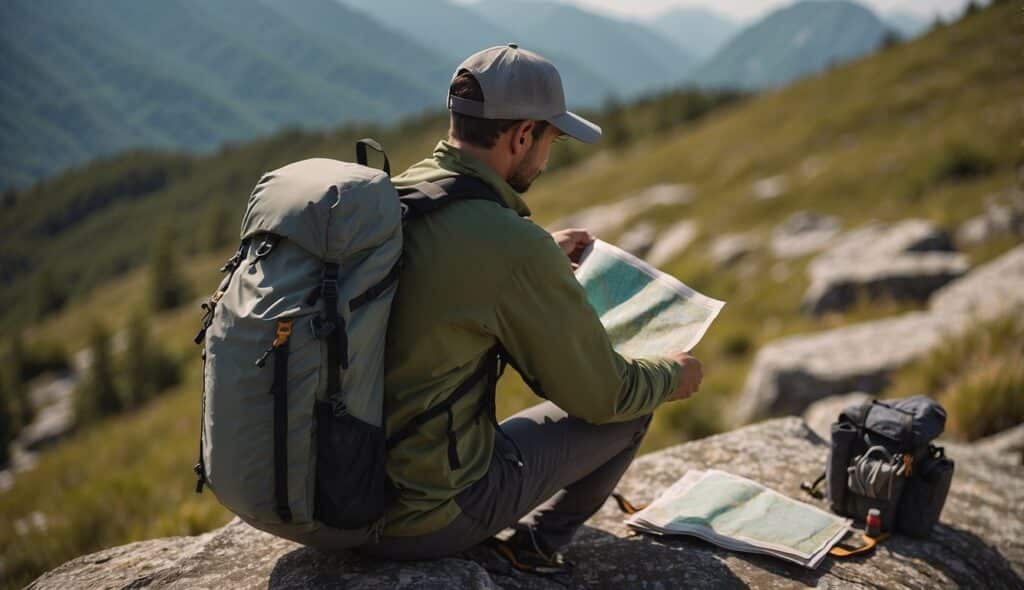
[942,354,1024,440]
[930,143,996,184]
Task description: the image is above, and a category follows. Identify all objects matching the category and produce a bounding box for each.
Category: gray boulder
[616,222,658,258]
[645,220,699,267]
[930,243,1024,323]
[802,392,872,439]
[956,187,1024,247]
[737,244,1024,424]
[550,183,693,237]
[709,233,756,268]
[803,219,967,315]
[770,211,840,259]
[735,313,947,423]
[29,419,1024,589]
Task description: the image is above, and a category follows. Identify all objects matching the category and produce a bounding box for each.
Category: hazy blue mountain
[471,0,697,99]
[884,10,931,39]
[341,0,616,108]
[645,7,740,60]
[691,0,887,90]
[0,0,451,189]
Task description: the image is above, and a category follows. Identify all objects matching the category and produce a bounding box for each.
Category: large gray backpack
[192,140,506,550]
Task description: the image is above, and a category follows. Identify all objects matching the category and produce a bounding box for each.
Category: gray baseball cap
[448,44,602,144]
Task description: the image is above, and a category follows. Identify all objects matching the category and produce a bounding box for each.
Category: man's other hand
[667,352,702,401]
[550,228,594,269]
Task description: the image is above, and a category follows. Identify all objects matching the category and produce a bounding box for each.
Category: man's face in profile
[508,126,562,193]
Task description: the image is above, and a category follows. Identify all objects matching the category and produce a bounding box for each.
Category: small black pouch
[896,446,954,538]
[314,401,397,530]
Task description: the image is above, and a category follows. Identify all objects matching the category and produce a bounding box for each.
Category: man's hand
[550,228,594,269]
[666,352,703,401]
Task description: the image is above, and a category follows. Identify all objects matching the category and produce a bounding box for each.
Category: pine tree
[203,202,234,251]
[601,98,632,149]
[30,266,67,320]
[121,311,180,408]
[122,312,151,408]
[5,336,34,428]
[75,322,122,424]
[0,373,16,466]
[148,226,191,311]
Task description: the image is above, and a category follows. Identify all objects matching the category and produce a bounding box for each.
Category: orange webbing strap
[611,492,648,515]
[829,532,890,558]
[273,319,293,348]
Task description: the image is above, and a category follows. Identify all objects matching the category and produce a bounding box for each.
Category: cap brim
[549,111,602,144]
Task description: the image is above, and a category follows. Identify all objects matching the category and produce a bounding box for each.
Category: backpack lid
[841,395,947,451]
[239,158,400,261]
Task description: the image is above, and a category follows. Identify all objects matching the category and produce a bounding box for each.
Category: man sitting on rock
[362,44,704,573]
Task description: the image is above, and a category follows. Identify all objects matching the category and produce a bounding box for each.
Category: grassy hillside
[1,2,1020,587]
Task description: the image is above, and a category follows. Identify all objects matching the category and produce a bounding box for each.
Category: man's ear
[509,120,535,156]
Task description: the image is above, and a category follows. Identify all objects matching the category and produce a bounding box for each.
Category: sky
[458,0,982,22]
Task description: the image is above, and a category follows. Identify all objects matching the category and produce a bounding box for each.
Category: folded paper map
[626,469,852,569]
[575,239,724,357]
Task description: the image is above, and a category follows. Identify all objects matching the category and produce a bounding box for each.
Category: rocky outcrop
[29,418,1024,589]
[737,244,1024,423]
[752,174,788,200]
[645,220,698,267]
[550,183,693,236]
[802,219,967,315]
[956,187,1024,247]
[802,392,872,439]
[930,243,1024,323]
[616,222,657,258]
[709,233,756,267]
[735,312,947,423]
[771,211,840,259]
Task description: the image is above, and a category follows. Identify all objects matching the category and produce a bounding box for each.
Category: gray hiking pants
[361,401,651,560]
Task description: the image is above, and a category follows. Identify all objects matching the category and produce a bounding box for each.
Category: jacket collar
[431,141,532,217]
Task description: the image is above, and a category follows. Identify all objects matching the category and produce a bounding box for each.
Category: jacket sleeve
[493,231,682,424]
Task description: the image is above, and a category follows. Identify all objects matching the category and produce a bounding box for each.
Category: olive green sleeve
[493,232,682,424]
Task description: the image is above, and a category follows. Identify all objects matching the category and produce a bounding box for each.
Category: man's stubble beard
[507,144,544,193]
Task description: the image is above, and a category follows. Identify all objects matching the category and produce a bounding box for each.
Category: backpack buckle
[321,279,339,299]
[253,235,278,260]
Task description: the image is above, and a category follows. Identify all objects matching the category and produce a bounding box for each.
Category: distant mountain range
[644,7,741,60]
[470,0,696,97]
[689,0,888,90]
[2,0,919,190]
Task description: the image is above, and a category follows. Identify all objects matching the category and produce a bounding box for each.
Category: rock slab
[738,245,1024,423]
[29,419,1024,589]
[803,219,967,315]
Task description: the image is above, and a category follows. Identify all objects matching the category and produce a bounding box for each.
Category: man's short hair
[449,71,549,149]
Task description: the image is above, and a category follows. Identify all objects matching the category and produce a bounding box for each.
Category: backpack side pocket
[313,401,397,530]
[896,447,954,538]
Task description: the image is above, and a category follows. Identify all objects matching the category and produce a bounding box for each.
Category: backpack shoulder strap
[398,175,507,220]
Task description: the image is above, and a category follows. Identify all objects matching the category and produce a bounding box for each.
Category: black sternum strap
[271,337,292,522]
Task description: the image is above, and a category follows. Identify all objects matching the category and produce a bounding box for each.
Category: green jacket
[383,140,683,537]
